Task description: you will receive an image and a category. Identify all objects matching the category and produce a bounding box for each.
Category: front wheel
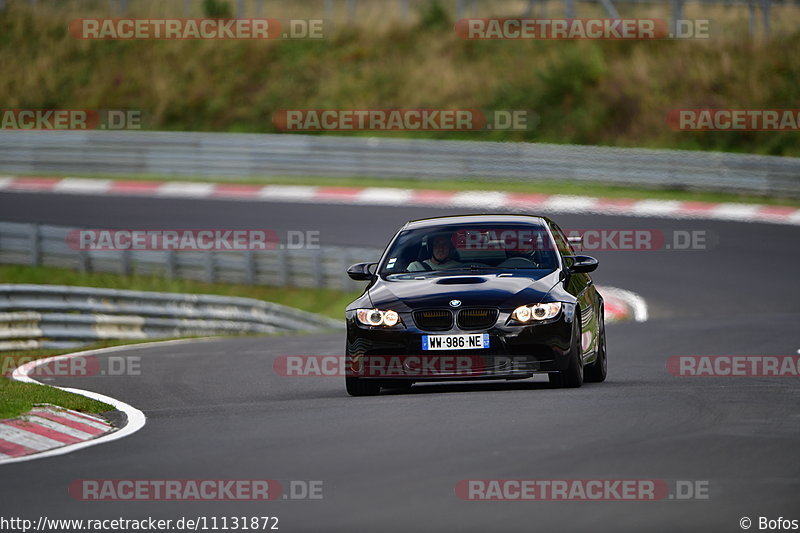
[584,309,607,383]
[346,377,381,396]
[549,314,584,388]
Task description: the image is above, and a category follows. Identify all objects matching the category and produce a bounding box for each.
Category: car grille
[413,310,453,331]
[457,308,499,330]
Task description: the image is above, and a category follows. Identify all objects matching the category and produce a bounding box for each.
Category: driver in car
[407,233,462,271]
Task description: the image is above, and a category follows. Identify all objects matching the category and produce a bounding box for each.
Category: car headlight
[356,309,401,327]
[511,302,562,323]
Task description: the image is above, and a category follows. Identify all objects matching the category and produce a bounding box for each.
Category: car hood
[368,271,562,311]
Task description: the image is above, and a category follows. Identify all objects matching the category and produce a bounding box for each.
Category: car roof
[402,214,553,230]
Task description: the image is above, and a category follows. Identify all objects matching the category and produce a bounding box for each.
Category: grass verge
[0,378,113,420]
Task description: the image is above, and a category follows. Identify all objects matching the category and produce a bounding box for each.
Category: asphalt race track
[1,191,798,532]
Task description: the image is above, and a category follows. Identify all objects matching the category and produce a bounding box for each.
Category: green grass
[1,3,799,156]
[0,378,113,420]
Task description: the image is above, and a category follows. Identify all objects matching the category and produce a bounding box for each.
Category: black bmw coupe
[345,214,606,396]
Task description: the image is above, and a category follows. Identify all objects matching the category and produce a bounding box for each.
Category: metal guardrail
[0,222,381,292]
[0,284,342,351]
[1,131,798,197]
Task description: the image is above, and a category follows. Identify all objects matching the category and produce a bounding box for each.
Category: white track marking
[356,188,414,205]
[1,338,210,465]
[630,200,684,216]
[3,177,799,225]
[156,181,216,197]
[53,178,112,194]
[18,415,96,439]
[258,185,318,200]
[598,286,649,323]
[542,195,600,212]
[450,191,509,208]
[711,203,762,220]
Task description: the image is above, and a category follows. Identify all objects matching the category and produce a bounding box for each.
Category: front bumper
[345,309,575,381]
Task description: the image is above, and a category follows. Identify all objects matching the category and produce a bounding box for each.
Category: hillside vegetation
[1,1,798,156]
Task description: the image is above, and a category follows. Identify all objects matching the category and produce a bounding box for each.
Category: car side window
[548,222,574,257]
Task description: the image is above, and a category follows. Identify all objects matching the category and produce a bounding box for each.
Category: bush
[203,0,233,18]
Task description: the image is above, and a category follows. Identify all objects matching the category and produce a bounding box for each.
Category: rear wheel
[584,308,607,383]
[549,314,584,388]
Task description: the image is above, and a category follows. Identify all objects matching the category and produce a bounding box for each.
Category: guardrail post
[205,252,215,283]
[120,249,131,276]
[456,0,464,18]
[278,247,290,286]
[524,0,534,17]
[166,249,177,279]
[30,224,41,266]
[598,0,619,18]
[313,248,324,288]
[78,248,89,273]
[564,0,575,18]
[340,252,350,291]
[671,0,684,36]
[244,250,256,285]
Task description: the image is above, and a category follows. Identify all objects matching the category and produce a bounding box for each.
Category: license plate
[422,334,489,351]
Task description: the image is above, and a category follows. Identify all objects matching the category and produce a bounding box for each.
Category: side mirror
[565,255,598,274]
[347,262,377,281]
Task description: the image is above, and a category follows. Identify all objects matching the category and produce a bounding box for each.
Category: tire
[549,313,584,389]
[345,343,382,396]
[346,376,381,396]
[584,308,607,383]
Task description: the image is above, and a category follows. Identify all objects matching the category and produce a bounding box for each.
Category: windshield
[379,223,558,277]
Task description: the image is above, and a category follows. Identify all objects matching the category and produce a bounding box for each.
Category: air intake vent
[435,277,486,285]
[413,310,453,331]
[457,308,498,330]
